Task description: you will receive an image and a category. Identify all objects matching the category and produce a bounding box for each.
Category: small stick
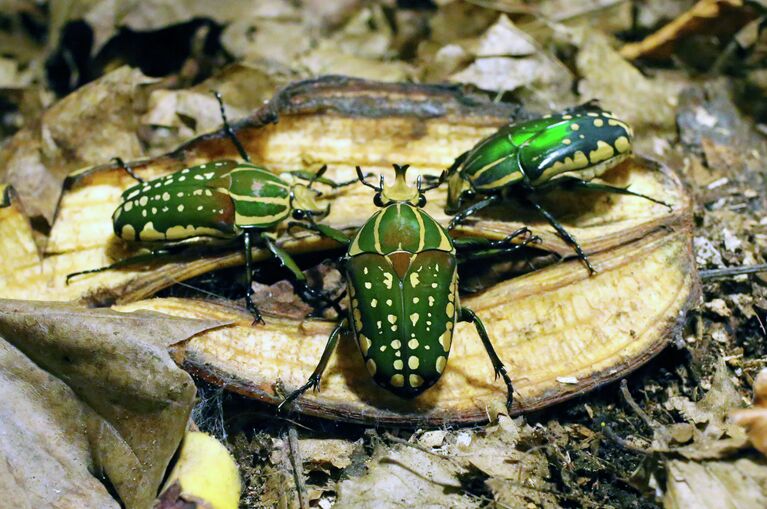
[700,264,767,280]
[286,426,307,509]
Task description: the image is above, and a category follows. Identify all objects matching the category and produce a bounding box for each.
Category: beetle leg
[260,234,344,317]
[212,90,251,163]
[459,307,514,411]
[277,319,348,412]
[112,157,144,183]
[524,195,596,274]
[542,177,673,211]
[287,220,351,246]
[65,247,180,284]
[455,228,541,263]
[243,230,265,325]
[447,194,502,230]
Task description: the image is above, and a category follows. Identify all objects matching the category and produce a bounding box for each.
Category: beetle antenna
[212,90,251,163]
[356,166,381,191]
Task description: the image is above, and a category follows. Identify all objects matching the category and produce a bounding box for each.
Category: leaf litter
[3,0,767,507]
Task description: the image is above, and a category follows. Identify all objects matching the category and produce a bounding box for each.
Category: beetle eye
[417,195,427,208]
[373,193,385,208]
[292,209,305,219]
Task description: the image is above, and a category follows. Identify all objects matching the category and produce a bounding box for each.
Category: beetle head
[445,171,470,213]
[290,183,329,220]
[356,164,443,208]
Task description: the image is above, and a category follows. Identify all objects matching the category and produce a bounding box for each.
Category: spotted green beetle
[278,164,539,410]
[445,103,671,272]
[67,92,352,323]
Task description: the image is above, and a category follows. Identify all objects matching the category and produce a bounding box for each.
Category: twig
[700,264,767,280]
[286,426,307,509]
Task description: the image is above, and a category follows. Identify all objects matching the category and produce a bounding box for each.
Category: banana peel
[156,432,241,509]
[0,77,699,424]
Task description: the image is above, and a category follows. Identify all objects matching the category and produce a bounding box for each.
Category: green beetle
[279,164,539,410]
[67,92,352,322]
[445,103,670,272]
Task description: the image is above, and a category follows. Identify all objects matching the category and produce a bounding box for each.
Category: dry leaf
[732,368,767,457]
[621,0,757,61]
[576,31,684,133]
[664,457,767,509]
[0,66,153,223]
[449,15,573,102]
[0,299,225,508]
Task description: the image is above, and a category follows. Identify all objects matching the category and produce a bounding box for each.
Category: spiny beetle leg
[259,233,344,317]
[65,247,177,284]
[242,229,265,325]
[287,220,351,246]
[459,307,514,411]
[542,176,673,211]
[456,230,541,264]
[277,319,347,412]
[447,194,502,230]
[212,90,251,163]
[524,194,596,275]
[113,157,144,183]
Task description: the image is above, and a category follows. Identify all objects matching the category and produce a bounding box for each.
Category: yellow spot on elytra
[371,299,378,308]
[587,112,599,117]
[446,302,455,317]
[124,201,133,212]
[139,196,148,207]
[391,340,401,349]
[386,299,393,306]
[562,114,572,119]
[563,138,572,145]
[615,136,630,153]
[594,119,604,127]
[589,140,615,164]
[364,282,372,289]
[139,221,165,241]
[366,359,377,376]
[162,192,170,201]
[412,297,419,304]
[388,315,397,324]
[177,204,184,212]
[121,224,136,240]
[570,123,580,131]
[428,296,435,307]
[391,374,404,387]
[383,273,393,289]
[353,308,362,330]
[408,356,419,369]
[409,273,420,288]
[440,330,452,351]
[359,334,371,355]
[436,356,447,373]
[410,313,419,327]
[408,338,419,349]
[409,374,424,387]
[177,192,184,198]
[393,359,403,370]
[447,321,453,330]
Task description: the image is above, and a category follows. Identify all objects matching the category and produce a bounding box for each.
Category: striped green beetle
[279,164,539,410]
[445,102,670,272]
[67,92,351,323]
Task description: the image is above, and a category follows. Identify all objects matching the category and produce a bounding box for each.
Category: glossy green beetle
[446,103,670,272]
[67,92,350,322]
[279,164,539,410]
